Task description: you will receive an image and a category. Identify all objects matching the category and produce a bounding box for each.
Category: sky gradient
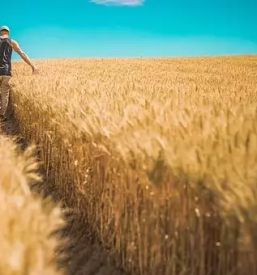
[2,0,257,59]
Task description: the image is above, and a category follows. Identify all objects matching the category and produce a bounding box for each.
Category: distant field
[10,55,257,275]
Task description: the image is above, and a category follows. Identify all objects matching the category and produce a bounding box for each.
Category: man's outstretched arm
[11,40,39,73]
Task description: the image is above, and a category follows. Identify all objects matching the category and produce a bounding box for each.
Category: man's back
[0,25,39,121]
[0,36,13,76]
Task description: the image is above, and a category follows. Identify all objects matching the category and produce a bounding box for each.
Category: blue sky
[2,0,257,59]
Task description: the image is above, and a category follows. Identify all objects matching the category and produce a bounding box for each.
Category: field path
[1,113,127,275]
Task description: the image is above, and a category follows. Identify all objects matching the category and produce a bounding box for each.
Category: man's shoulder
[0,37,16,44]
[9,38,19,46]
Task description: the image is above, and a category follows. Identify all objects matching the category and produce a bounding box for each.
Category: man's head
[0,26,10,36]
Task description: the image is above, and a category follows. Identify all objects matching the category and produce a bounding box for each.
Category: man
[0,25,39,121]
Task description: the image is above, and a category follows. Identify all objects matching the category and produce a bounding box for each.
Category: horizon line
[12,53,257,61]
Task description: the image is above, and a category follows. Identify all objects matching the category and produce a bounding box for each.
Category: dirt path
[1,114,127,275]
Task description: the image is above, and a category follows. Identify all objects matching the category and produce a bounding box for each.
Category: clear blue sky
[2,0,257,59]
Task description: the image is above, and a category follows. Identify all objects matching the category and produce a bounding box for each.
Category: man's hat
[0,26,10,32]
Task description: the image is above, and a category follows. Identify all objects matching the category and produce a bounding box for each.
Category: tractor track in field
[1,113,127,275]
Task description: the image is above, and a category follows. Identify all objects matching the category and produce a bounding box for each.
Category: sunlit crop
[0,132,65,274]
[10,55,257,274]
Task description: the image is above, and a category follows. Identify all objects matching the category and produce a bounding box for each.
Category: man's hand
[32,65,40,74]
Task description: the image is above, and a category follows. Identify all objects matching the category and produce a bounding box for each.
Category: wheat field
[0,131,66,274]
[7,55,257,275]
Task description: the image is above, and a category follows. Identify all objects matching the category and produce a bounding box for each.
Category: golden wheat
[10,55,257,274]
[0,132,66,275]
